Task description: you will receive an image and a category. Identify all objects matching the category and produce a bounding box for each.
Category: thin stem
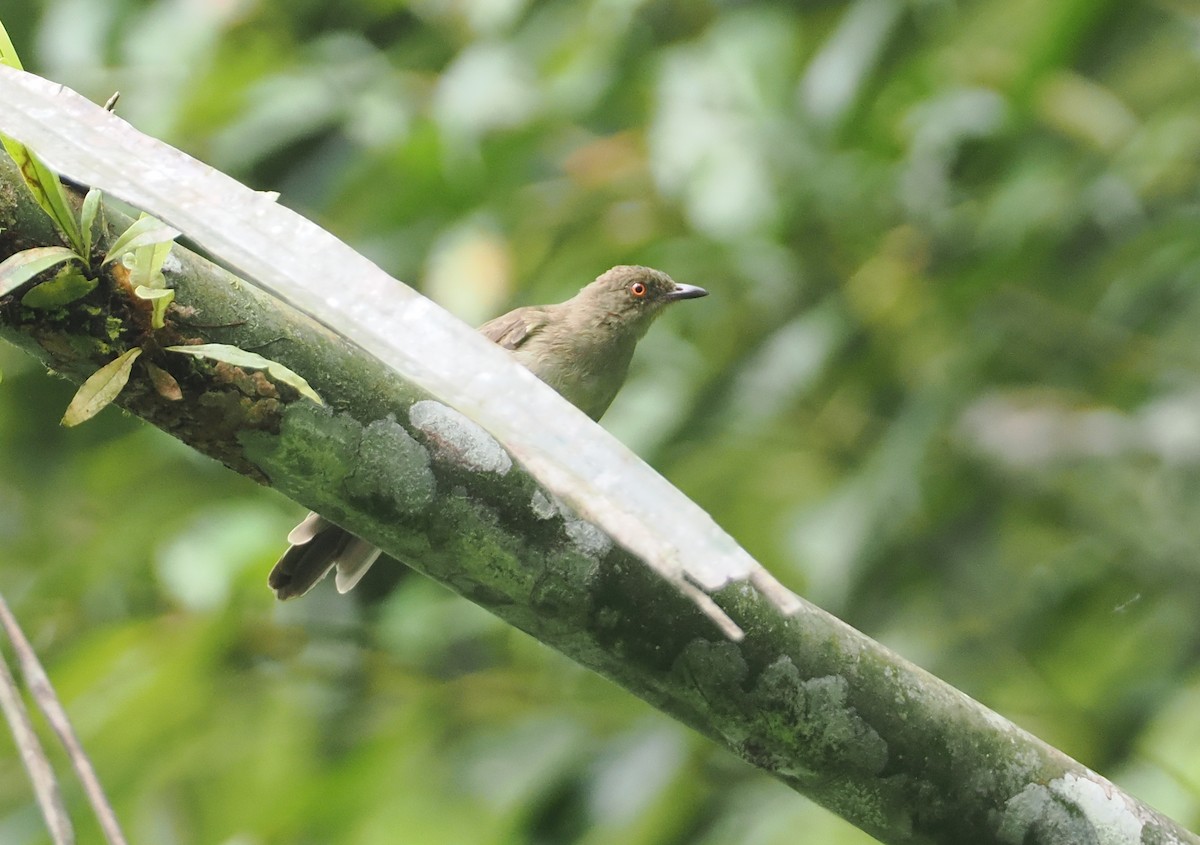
[0,593,129,845]
[0,633,73,845]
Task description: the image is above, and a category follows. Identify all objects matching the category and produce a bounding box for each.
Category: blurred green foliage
[2,0,1200,842]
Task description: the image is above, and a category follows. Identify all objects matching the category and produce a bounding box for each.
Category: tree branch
[0,66,1195,845]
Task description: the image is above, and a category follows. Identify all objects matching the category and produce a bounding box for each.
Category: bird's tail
[269,513,382,598]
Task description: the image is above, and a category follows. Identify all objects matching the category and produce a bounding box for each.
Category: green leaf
[0,18,24,70]
[133,284,175,329]
[0,126,86,253]
[165,343,323,405]
[61,347,142,427]
[133,285,172,301]
[129,239,173,291]
[103,215,180,266]
[22,265,97,308]
[0,23,85,253]
[122,221,177,329]
[80,188,102,262]
[0,247,82,297]
[12,148,83,251]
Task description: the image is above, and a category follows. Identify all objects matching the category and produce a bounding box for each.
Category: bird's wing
[477,306,548,350]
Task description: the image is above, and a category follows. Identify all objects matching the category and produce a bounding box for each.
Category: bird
[268,265,708,599]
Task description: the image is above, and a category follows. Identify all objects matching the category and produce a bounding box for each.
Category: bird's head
[577,265,707,335]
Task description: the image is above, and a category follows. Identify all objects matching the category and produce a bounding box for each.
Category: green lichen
[344,416,435,515]
[435,492,530,596]
[240,401,362,496]
[529,549,598,620]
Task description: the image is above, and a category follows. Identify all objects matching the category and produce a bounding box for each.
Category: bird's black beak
[666,283,708,301]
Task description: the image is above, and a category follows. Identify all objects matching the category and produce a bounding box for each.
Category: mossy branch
[0,70,1196,845]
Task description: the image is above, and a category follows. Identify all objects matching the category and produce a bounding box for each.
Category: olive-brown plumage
[269,265,707,598]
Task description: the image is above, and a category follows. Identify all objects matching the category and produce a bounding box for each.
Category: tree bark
[0,93,1196,845]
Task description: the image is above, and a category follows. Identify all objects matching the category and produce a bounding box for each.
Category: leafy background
[3,0,1200,843]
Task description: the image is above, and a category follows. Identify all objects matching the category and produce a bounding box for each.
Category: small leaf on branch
[22,265,97,309]
[133,284,175,329]
[103,215,180,266]
[0,19,23,70]
[5,148,85,254]
[0,247,82,297]
[165,343,323,405]
[145,362,182,401]
[80,188,102,262]
[61,347,142,427]
[133,285,172,302]
[0,22,86,257]
[128,238,172,291]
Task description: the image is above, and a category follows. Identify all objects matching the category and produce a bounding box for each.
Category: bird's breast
[513,334,636,421]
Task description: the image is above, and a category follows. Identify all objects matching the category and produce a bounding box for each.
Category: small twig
[0,639,73,845]
[0,593,129,845]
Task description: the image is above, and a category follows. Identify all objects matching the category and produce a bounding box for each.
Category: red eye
[630,282,647,298]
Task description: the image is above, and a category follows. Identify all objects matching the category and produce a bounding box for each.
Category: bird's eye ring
[630,282,647,298]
